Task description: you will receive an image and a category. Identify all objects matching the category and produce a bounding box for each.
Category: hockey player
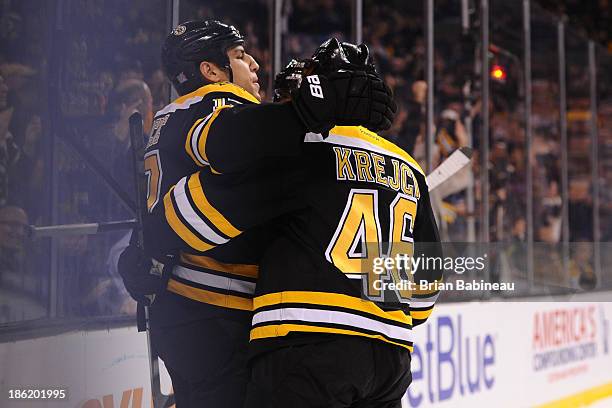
[157,40,443,407]
[123,20,397,407]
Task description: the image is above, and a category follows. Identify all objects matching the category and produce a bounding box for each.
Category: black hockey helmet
[273,38,377,102]
[311,38,377,75]
[162,20,245,96]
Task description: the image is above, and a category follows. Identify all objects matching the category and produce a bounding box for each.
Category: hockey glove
[118,244,164,306]
[291,70,397,134]
[332,70,397,132]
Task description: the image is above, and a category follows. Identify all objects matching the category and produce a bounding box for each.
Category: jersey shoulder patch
[155,82,259,118]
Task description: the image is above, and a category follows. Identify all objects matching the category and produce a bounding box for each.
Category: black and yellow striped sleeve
[163,167,305,253]
[163,173,243,252]
[165,82,307,175]
[184,106,232,172]
[197,102,308,174]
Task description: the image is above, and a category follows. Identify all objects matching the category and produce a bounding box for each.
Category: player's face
[227,46,261,101]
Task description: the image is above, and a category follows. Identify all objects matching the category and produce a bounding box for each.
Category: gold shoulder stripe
[186,173,242,239]
[180,253,258,279]
[250,324,413,352]
[164,187,215,252]
[155,82,259,117]
[175,82,260,105]
[167,279,253,310]
[330,126,425,176]
[197,105,232,168]
[253,291,412,326]
[185,118,206,166]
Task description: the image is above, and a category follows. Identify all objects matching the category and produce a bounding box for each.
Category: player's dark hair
[161,20,244,96]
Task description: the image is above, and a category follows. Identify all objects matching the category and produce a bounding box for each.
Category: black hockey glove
[331,70,397,131]
[118,244,164,306]
[291,70,397,134]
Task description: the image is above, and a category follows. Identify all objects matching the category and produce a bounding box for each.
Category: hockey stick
[427,146,473,194]
[57,127,138,214]
[26,148,469,238]
[128,112,173,408]
[29,219,137,238]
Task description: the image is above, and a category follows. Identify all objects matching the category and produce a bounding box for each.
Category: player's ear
[200,61,223,83]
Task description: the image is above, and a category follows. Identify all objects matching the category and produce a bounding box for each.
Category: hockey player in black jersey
[120,20,397,407]
[154,40,443,407]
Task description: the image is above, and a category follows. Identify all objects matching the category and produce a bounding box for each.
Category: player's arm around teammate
[120,20,397,408]
[154,39,442,408]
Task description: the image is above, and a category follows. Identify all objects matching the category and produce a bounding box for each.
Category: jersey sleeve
[159,164,305,254]
[177,84,307,174]
[409,175,443,327]
[201,103,307,174]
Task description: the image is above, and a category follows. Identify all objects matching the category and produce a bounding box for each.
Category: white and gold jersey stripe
[163,173,242,253]
[250,291,414,351]
[167,253,258,311]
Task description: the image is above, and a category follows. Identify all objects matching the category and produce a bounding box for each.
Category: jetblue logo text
[408,315,495,406]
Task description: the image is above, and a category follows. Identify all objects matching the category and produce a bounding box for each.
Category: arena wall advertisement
[1,295,611,408]
[402,299,612,407]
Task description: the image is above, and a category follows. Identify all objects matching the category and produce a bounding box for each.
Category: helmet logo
[172,25,187,36]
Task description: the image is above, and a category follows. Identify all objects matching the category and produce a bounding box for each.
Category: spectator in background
[148,69,170,112]
[99,78,152,221]
[0,63,44,219]
[108,79,153,145]
[78,78,153,316]
[569,177,593,241]
[386,80,427,155]
[81,231,137,316]
[0,205,44,323]
[0,75,14,206]
[109,78,153,180]
[0,62,40,145]
[570,241,596,291]
[538,180,563,243]
[0,205,27,270]
[435,101,469,163]
[0,74,23,208]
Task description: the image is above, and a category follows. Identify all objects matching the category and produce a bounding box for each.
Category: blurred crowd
[0,0,610,323]
[0,0,170,322]
[539,0,611,51]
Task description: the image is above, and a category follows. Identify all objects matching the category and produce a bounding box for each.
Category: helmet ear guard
[162,20,245,95]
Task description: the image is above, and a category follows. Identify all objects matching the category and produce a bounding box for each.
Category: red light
[491,64,507,81]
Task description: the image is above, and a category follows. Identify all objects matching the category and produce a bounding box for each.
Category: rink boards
[1,292,611,408]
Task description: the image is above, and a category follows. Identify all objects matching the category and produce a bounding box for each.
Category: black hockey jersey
[143,81,304,312]
[162,125,443,352]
